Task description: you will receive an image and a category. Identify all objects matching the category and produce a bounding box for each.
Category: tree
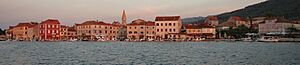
[0,28,5,35]
[221,25,257,39]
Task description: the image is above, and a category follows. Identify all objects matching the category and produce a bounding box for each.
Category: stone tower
[121,10,126,26]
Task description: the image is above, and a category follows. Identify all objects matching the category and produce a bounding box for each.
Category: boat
[258,36,279,42]
[241,37,254,42]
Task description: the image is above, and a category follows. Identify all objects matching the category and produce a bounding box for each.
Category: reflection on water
[0,41,299,65]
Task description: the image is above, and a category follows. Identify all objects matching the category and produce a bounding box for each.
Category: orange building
[60,25,77,41]
[204,16,219,27]
[76,21,120,41]
[127,19,156,40]
[219,16,249,29]
[155,16,182,39]
[9,22,38,41]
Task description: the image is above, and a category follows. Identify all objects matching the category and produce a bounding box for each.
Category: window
[173,29,176,32]
[157,29,159,32]
[156,23,159,26]
[135,27,137,29]
[161,29,163,32]
[52,25,54,28]
[161,23,163,26]
[99,30,102,33]
[165,23,167,26]
[141,32,144,34]
[165,29,167,32]
[25,32,27,34]
[129,31,132,34]
[141,27,143,29]
[169,23,171,26]
[152,31,155,34]
[169,29,172,32]
[129,27,132,29]
[134,31,137,34]
[173,23,176,26]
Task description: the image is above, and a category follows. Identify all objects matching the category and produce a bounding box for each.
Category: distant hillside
[217,0,300,22]
[182,16,205,25]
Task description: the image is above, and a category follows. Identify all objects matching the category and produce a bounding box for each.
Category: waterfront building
[60,25,77,41]
[258,17,298,35]
[39,19,61,41]
[75,21,119,41]
[219,16,249,29]
[204,16,219,27]
[9,22,38,41]
[155,16,182,39]
[185,24,216,39]
[127,19,155,40]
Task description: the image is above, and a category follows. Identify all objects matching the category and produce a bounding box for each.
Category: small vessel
[241,37,254,42]
[258,36,279,42]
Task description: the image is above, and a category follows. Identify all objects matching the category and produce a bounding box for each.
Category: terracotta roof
[41,19,60,24]
[219,21,237,27]
[155,16,181,21]
[146,21,155,26]
[206,16,218,21]
[76,21,112,26]
[185,24,215,29]
[231,16,243,21]
[112,21,120,25]
[13,22,37,28]
[61,25,69,28]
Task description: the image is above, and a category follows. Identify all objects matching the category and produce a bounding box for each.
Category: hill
[182,16,205,25]
[217,0,300,22]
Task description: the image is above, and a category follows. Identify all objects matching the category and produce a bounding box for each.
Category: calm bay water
[0,41,299,65]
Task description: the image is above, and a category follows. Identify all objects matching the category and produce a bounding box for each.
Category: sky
[0,0,266,29]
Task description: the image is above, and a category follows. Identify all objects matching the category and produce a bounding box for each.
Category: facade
[155,16,182,39]
[39,19,61,41]
[60,25,77,41]
[126,19,156,40]
[219,16,249,29]
[185,24,216,39]
[9,22,38,41]
[258,17,296,35]
[204,16,219,27]
[76,21,120,41]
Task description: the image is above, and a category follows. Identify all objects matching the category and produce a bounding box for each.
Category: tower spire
[122,10,126,26]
